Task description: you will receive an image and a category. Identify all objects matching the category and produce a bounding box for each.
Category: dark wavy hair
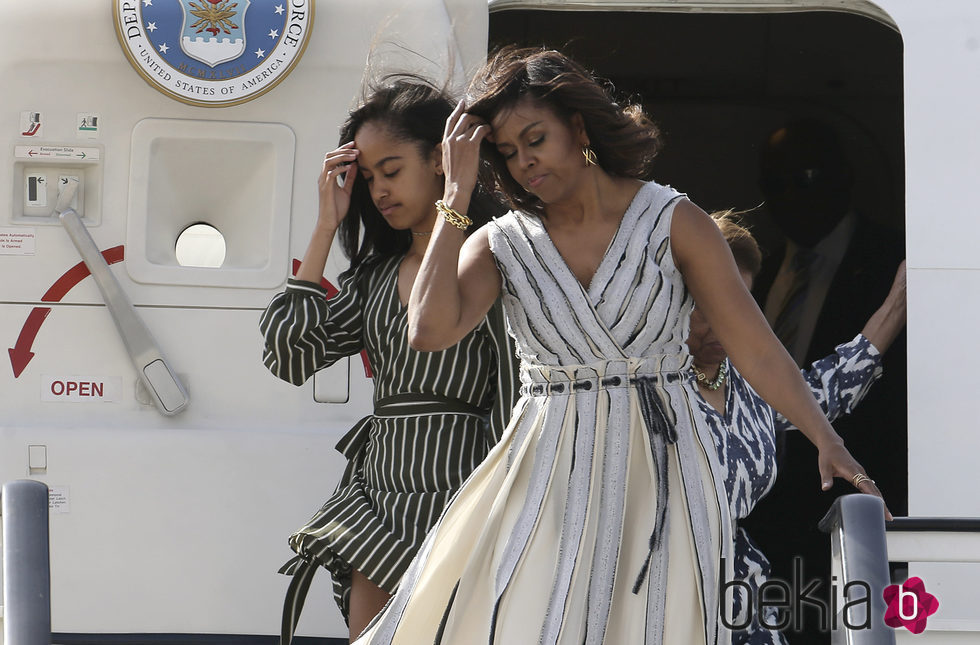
[337,77,500,270]
[465,46,662,216]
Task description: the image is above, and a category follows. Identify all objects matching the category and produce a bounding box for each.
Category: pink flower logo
[883,577,939,634]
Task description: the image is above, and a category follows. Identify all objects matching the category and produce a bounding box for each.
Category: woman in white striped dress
[352,48,890,644]
[259,80,518,643]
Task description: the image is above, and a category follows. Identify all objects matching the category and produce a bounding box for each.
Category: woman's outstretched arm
[671,199,891,517]
[861,260,907,354]
[408,102,502,351]
[774,261,906,431]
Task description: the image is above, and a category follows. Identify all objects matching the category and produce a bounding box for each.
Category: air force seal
[114,1,313,107]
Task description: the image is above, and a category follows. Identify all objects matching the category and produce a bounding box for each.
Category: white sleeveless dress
[355,181,734,645]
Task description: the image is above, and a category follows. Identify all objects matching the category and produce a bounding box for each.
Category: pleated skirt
[355,383,724,644]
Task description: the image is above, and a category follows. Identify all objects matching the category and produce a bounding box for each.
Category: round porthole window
[175,223,226,268]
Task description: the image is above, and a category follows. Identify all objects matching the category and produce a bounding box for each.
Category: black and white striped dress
[355,181,736,645]
[259,254,518,636]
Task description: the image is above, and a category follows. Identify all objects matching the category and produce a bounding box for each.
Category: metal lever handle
[58,201,188,415]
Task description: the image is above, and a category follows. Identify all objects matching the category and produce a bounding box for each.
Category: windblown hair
[711,209,762,279]
[337,77,499,270]
[465,46,662,216]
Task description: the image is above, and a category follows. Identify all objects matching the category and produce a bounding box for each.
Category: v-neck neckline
[525,182,650,302]
[382,256,409,312]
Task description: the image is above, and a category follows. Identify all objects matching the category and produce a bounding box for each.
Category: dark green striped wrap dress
[259,254,518,640]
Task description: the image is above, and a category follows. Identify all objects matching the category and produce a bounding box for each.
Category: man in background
[744,118,906,644]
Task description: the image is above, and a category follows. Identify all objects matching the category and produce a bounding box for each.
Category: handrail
[886,518,980,532]
[818,494,895,644]
[1,479,52,645]
[885,517,980,563]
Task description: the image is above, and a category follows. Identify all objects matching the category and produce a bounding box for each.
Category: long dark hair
[466,46,662,217]
[337,77,500,270]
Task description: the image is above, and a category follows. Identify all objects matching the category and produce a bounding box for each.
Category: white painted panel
[902,267,980,637]
[905,269,980,518]
[0,305,374,635]
[888,0,980,269]
[0,0,488,310]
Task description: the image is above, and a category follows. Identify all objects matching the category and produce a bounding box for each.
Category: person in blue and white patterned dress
[688,211,907,644]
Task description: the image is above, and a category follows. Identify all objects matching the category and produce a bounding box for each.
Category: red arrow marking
[291,258,373,378]
[9,245,126,378]
[9,307,51,377]
[42,245,124,302]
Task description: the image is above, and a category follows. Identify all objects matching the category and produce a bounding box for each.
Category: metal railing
[885,517,980,563]
[820,494,980,644]
[3,483,976,645]
[818,494,895,645]
[2,479,52,645]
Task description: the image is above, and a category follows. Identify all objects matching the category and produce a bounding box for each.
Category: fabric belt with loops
[520,371,682,396]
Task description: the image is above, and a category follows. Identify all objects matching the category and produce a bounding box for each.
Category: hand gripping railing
[1,480,52,645]
[818,494,895,645]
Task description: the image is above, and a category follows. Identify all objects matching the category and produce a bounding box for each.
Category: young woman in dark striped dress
[259,80,518,643]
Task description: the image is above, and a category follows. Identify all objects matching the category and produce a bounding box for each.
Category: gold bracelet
[435,199,473,231]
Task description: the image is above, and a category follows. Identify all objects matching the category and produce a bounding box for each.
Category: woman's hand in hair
[295,143,358,284]
[441,100,491,213]
[317,142,359,232]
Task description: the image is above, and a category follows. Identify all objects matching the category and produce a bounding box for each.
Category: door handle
[56,180,189,415]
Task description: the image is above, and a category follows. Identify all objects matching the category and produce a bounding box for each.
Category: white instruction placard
[77,113,100,139]
[0,227,36,255]
[20,110,43,137]
[14,145,100,161]
[48,486,70,513]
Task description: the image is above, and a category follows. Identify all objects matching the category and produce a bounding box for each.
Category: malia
[354,48,887,644]
[689,211,906,642]
[259,79,518,643]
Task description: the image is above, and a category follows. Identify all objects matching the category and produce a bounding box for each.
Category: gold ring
[852,473,874,487]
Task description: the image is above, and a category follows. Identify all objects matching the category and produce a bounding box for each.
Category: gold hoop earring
[582,145,597,167]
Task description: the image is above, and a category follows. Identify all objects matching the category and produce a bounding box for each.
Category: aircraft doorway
[489,8,903,234]
[489,7,906,644]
